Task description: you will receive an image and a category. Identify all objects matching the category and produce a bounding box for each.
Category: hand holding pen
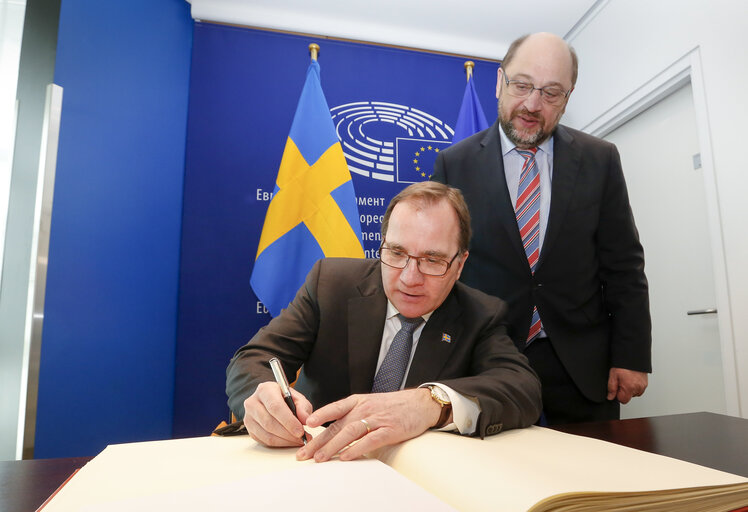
[269,358,308,445]
[239,360,312,447]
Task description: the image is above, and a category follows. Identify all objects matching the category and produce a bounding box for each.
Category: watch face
[431,385,450,404]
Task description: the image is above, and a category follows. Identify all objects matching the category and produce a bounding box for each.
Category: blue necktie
[372,315,424,392]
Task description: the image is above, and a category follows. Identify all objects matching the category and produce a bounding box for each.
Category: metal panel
[19,83,62,459]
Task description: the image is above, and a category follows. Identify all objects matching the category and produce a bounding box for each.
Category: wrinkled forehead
[385,199,460,255]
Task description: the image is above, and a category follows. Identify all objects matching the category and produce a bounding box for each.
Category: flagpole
[309,43,320,62]
[464,60,475,82]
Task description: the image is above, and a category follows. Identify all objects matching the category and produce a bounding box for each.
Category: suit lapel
[405,292,464,387]
[481,121,528,261]
[347,265,387,394]
[538,125,581,269]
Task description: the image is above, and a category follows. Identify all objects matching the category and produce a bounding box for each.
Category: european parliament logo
[331,102,453,183]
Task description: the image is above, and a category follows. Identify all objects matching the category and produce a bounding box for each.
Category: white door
[604,83,726,418]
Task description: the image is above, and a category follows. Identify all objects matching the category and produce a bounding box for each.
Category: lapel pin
[441,333,452,343]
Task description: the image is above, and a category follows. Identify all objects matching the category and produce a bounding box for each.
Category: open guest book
[41,426,748,511]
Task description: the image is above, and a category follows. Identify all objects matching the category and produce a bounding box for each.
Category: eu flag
[451,76,489,144]
[396,138,451,183]
[250,60,365,317]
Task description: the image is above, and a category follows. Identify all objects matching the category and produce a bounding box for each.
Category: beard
[497,99,557,148]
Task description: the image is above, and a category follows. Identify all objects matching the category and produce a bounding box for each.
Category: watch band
[429,385,453,428]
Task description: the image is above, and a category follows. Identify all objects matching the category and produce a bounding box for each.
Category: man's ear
[561,86,575,114]
[454,251,469,279]
[495,68,503,99]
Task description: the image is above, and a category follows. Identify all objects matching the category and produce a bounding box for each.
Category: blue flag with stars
[452,76,489,143]
[396,138,451,183]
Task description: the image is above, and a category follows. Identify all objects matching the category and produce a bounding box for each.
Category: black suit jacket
[226,258,542,437]
[433,120,651,402]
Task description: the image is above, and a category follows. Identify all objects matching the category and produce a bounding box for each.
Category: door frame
[581,47,740,416]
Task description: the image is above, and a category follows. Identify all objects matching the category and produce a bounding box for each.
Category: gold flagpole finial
[464,61,475,82]
[309,43,320,62]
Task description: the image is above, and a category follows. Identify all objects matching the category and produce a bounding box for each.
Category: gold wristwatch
[428,385,452,428]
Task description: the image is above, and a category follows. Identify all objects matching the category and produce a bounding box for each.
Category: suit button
[486,423,504,435]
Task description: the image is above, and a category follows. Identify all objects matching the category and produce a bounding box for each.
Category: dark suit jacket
[432,120,651,402]
[226,258,542,437]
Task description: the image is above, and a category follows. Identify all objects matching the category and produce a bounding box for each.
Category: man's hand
[242,381,313,447]
[607,367,648,404]
[296,388,441,463]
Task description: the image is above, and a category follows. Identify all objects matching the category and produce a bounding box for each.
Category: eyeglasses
[501,72,571,106]
[379,246,460,277]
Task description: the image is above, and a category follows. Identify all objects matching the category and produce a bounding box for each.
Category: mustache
[514,108,542,121]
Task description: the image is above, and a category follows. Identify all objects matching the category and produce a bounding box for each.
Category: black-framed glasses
[379,245,460,277]
[501,72,571,106]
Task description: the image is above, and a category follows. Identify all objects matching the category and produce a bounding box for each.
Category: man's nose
[523,88,543,111]
[399,258,424,284]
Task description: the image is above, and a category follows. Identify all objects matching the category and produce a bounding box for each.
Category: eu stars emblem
[396,138,451,183]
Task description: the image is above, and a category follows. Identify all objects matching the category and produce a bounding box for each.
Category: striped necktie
[372,315,424,392]
[515,148,542,344]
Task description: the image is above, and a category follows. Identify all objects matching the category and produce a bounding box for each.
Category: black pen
[269,357,307,445]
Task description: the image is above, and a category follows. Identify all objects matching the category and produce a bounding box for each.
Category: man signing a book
[226,181,542,462]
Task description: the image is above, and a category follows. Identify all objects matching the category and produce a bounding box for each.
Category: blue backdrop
[174,23,499,437]
[36,0,192,458]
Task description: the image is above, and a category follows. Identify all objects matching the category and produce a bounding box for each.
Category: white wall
[0,0,27,461]
[187,0,595,60]
[0,0,25,295]
[565,0,748,416]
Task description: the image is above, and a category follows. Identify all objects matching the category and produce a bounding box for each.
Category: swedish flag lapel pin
[441,333,452,343]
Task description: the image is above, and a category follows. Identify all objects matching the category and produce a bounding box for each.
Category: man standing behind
[433,33,651,424]
[227,182,541,462]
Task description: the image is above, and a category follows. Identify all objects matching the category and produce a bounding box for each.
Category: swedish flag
[251,60,364,317]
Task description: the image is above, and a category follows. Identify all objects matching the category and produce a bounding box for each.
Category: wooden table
[3,412,747,512]
[0,456,91,512]
[553,412,748,478]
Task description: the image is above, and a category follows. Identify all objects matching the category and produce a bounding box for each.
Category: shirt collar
[386,300,433,323]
